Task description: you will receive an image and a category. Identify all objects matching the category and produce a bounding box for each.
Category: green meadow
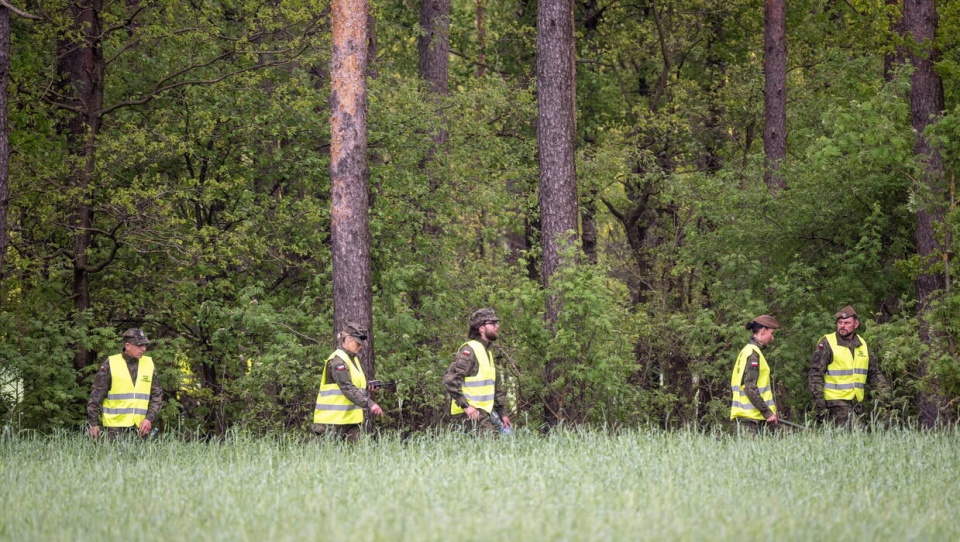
[1,427,957,541]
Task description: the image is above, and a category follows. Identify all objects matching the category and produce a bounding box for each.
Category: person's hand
[765,413,779,425]
[369,403,384,416]
[500,415,512,428]
[138,418,153,437]
[464,405,480,421]
[88,425,102,439]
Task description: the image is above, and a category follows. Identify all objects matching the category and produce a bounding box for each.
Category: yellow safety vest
[729,343,776,421]
[102,354,154,428]
[314,350,367,425]
[823,333,869,402]
[451,340,496,415]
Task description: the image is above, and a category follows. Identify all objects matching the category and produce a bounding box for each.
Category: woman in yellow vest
[86,328,163,439]
[729,315,780,435]
[312,322,383,442]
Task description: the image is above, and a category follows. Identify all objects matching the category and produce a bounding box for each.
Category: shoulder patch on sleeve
[335,363,347,371]
[750,360,759,367]
[817,342,825,349]
[461,349,472,356]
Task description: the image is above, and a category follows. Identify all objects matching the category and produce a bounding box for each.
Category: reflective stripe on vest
[314,350,367,425]
[823,333,869,402]
[729,343,776,421]
[451,340,496,415]
[102,354,154,428]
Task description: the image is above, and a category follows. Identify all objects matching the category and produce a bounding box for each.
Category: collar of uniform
[121,351,140,364]
[834,332,862,348]
[749,337,764,349]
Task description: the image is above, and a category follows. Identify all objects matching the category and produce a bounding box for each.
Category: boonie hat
[122,328,150,346]
[342,322,368,343]
[469,308,500,328]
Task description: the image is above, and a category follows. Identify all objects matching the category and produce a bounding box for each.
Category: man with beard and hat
[312,322,383,442]
[442,308,512,435]
[809,305,889,426]
[87,328,163,439]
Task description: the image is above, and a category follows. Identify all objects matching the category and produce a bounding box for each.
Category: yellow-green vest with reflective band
[729,343,776,421]
[102,354,154,428]
[314,350,367,425]
[451,340,496,415]
[823,333,869,402]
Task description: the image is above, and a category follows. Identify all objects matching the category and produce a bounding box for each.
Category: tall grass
[1,427,957,541]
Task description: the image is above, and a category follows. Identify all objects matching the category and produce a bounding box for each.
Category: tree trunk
[0,6,9,278]
[56,0,105,372]
[537,0,578,426]
[762,0,787,193]
[904,0,946,427]
[330,0,375,374]
[418,0,450,95]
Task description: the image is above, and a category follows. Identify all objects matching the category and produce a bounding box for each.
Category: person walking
[87,328,163,439]
[442,308,512,435]
[809,305,888,426]
[312,322,384,442]
[730,315,780,435]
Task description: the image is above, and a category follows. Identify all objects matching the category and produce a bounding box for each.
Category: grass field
[1,426,957,541]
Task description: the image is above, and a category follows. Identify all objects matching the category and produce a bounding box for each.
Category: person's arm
[741,351,775,421]
[442,347,477,409]
[329,357,376,409]
[86,361,112,437]
[809,338,831,412]
[865,349,890,402]
[146,369,163,422]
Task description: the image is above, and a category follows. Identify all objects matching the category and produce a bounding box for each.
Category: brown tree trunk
[0,6,9,278]
[762,0,787,193]
[418,0,450,96]
[330,0,375,374]
[904,0,946,427]
[475,0,487,77]
[537,0,578,426]
[56,0,105,372]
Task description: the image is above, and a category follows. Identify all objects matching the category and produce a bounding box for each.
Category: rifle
[367,380,397,392]
[776,418,807,431]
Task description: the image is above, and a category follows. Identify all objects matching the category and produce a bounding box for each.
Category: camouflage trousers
[453,415,500,437]
[826,400,864,428]
[311,423,362,443]
[733,418,776,436]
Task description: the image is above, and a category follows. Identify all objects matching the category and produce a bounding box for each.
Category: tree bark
[904,0,946,427]
[330,0,374,374]
[0,6,9,278]
[418,0,450,95]
[762,0,787,193]
[56,0,105,371]
[537,0,578,426]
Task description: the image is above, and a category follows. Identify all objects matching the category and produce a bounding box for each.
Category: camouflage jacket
[739,337,775,419]
[441,339,508,415]
[87,351,164,427]
[324,353,375,408]
[808,332,888,408]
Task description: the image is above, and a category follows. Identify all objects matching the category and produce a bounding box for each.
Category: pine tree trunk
[537,0,578,426]
[330,0,375,373]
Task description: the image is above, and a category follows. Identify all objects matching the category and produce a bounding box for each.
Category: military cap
[469,308,500,328]
[122,328,150,346]
[341,322,368,343]
[745,315,779,330]
[835,306,858,320]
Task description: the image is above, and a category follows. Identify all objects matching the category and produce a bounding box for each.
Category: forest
[0,0,957,436]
